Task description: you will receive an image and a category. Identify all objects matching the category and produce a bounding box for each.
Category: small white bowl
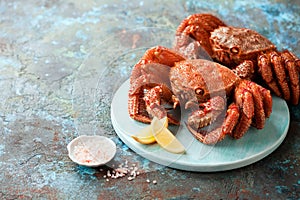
[67,135,116,167]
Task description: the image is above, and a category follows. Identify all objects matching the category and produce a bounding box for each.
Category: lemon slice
[131,125,156,144]
[151,117,185,154]
[131,117,168,144]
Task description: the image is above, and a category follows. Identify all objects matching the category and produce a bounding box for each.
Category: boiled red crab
[128,46,272,144]
[175,13,300,105]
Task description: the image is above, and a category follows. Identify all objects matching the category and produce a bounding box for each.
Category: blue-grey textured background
[0,0,299,199]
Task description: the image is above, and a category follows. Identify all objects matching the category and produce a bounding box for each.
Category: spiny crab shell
[210,26,276,67]
[170,59,238,104]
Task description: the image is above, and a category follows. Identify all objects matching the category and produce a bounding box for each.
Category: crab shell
[170,59,239,105]
[210,26,276,67]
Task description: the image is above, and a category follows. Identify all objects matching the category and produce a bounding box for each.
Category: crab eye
[195,88,204,95]
[230,47,240,54]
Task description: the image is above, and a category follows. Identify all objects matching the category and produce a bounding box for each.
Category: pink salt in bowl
[67,135,117,167]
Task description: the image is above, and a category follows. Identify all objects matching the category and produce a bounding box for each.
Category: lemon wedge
[131,125,156,144]
[151,117,185,154]
[131,117,168,144]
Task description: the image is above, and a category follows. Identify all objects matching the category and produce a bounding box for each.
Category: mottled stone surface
[0,0,299,199]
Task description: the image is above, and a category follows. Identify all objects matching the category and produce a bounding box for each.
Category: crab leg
[257,54,282,97]
[258,84,273,118]
[247,81,266,129]
[221,103,240,135]
[128,89,151,124]
[281,50,300,105]
[231,80,255,139]
[232,60,255,80]
[270,52,291,102]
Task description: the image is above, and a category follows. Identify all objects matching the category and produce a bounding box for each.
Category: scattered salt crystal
[115,168,128,174]
[131,171,136,177]
[107,170,111,177]
[102,160,146,182]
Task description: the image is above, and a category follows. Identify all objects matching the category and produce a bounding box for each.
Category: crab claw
[143,85,180,125]
[186,96,227,144]
[187,96,225,130]
[128,46,185,125]
[174,13,227,59]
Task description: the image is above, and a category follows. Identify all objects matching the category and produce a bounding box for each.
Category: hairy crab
[175,13,300,105]
[128,46,272,144]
